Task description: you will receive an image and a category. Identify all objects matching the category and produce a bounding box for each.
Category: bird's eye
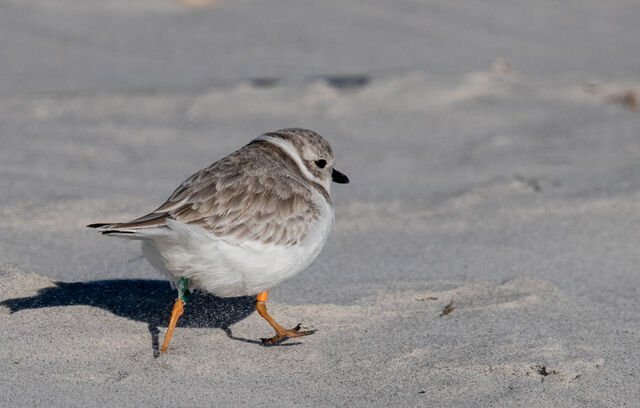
[315,159,327,169]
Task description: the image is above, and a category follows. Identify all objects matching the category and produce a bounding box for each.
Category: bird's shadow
[1,279,299,356]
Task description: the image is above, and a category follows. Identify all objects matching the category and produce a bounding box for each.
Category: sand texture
[1,1,639,407]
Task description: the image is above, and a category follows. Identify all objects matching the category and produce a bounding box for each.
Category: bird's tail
[86,223,137,236]
[86,212,169,237]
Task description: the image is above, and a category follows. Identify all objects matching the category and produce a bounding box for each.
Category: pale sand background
[1,1,639,407]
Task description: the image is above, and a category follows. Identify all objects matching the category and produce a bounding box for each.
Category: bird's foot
[261,324,316,344]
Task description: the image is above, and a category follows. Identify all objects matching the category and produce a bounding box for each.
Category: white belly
[140,198,333,297]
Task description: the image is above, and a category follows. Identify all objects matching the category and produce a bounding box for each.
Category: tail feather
[87,213,169,236]
[86,223,114,229]
[87,223,137,236]
[101,230,135,235]
[86,223,147,238]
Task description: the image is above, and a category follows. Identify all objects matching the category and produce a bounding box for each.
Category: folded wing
[88,144,318,246]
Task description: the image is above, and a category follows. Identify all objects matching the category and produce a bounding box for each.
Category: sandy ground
[1,1,640,407]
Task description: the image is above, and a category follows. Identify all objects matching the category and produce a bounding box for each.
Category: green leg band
[177,277,191,304]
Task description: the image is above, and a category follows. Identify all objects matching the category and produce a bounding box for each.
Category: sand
[1,1,639,407]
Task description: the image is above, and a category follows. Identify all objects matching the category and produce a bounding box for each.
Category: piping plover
[88,128,349,353]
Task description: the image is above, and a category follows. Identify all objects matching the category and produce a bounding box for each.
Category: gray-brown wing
[173,173,317,245]
[115,144,318,245]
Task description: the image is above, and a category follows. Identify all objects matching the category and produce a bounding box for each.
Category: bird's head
[261,128,349,192]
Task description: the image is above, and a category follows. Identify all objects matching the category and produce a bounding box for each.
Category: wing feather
[103,141,319,245]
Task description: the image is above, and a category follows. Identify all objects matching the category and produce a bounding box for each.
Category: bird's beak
[331,168,349,184]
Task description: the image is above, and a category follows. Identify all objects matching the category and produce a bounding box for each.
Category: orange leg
[160,277,190,354]
[256,291,315,344]
[160,298,184,354]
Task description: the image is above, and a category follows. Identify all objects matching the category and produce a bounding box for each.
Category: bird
[87,128,349,353]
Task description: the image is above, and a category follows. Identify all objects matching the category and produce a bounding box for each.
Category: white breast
[140,192,334,297]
